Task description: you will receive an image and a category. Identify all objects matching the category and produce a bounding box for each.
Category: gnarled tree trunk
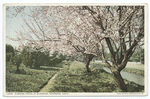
[110,67,127,91]
[85,54,95,72]
[85,58,91,72]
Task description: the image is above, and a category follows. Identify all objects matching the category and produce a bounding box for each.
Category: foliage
[6,44,14,54]
[32,51,46,68]
[49,51,66,66]
[6,44,22,72]
[12,55,22,66]
[21,47,66,68]
[141,49,144,64]
[21,47,33,68]
[129,50,140,62]
[6,44,14,62]
[104,52,111,61]
[6,53,14,62]
[128,49,144,64]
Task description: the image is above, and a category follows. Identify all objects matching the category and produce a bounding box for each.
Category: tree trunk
[111,67,127,92]
[84,54,95,72]
[86,58,91,72]
[16,65,20,72]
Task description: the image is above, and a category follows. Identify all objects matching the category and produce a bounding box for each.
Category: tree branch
[99,42,111,68]
[105,37,117,65]
[119,7,140,30]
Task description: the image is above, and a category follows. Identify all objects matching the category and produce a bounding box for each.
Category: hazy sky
[6,6,31,47]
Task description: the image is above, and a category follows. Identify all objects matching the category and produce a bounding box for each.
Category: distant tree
[6,44,14,54]
[6,53,14,62]
[6,44,14,62]
[32,50,45,68]
[104,52,111,61]
[141,49,144,64]
[49,51,66,66]
[129,51,140,62]
[129,48,144,64]
[21,46,33,68]
[59,53,66,60]
[12,55,22,72]
[43,50,51,66]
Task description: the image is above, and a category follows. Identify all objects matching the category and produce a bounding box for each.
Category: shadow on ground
[31,66,60,71]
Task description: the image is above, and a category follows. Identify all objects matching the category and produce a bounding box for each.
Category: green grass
[6,62,65,92]
[123,68,144,75]
[126,63,144,70]
[124,63,144,75]
[6,61,144,92]
[91,62,144,75]
[48,61,144,92]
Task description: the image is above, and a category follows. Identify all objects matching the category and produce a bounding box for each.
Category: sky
[6,6,62,48]
[6,6,31,47]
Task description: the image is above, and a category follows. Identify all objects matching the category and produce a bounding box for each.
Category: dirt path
[39,68,63,92]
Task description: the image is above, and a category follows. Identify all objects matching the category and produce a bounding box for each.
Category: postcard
[3,3,148,96]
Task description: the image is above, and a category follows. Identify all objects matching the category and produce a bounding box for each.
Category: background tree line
[97,50,144,64]
[6,44,66,72]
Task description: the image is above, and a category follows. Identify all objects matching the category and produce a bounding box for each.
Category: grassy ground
[91,62,144,75]
[124,63,144,75]
[6,62,65,92]
[48,61,144,92]
[126,63,144,70]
